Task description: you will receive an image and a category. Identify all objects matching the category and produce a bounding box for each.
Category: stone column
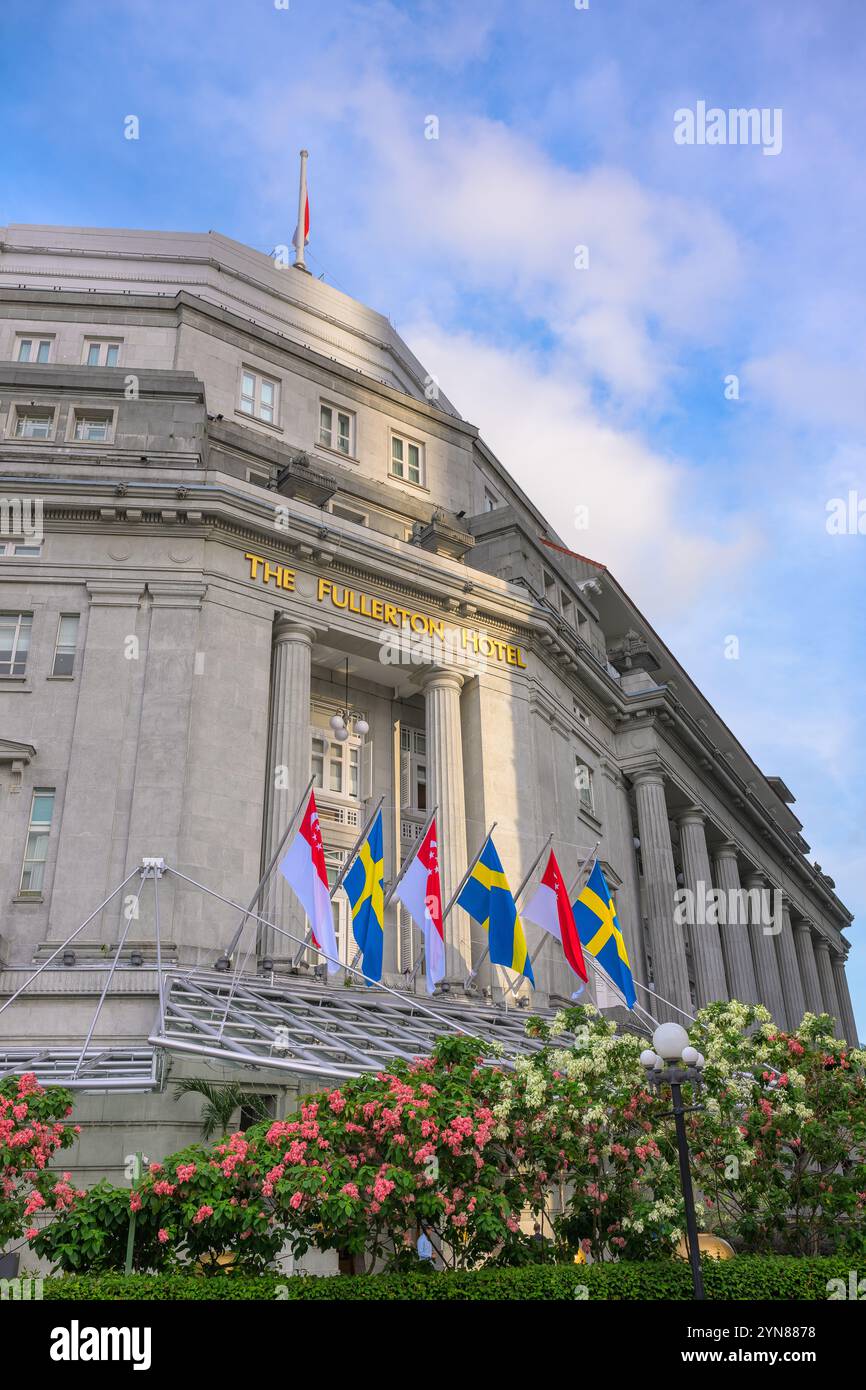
[711,841,759,1003]
[261,618,316,959]
[632,770,691,1018]
[831,954,859,1047]
[421,669,470,982]
[813,937,842,1037]
[743,871,787,1026]
[676,808,727,1007]
[793,919,824,1015]
[773,894,807,1033]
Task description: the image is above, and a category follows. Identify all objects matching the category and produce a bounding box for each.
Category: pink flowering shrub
[0,1075,78,1247]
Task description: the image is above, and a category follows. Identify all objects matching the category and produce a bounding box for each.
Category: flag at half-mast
[393,817,445,994]
[344,809,385,984]
[278,790,339,973]
[572,860,636,1008]
[523,849,587,983]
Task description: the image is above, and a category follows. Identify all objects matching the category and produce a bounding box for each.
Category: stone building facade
[0,224,857,1200]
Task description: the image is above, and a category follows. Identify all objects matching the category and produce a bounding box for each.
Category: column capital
[273,616,318,647]
[419,666,465,695]
[713,839,740,862]
[793,917,815,940]
[630,766,666,790]
[676,804,707,830]
[743,869,766,889]
[813,935,832,959]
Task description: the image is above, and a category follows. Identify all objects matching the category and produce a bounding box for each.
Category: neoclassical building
[0,224,857,1190]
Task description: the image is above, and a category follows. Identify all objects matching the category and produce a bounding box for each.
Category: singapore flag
[394,818,445,993]
[279,791,339,972]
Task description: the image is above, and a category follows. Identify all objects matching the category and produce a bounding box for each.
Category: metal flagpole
[163,864,516,1051]
[441,822,497,926]
[293,149,309,271]
[465,830,552,988]
[72,873,147,1079]
[294,793,386,968]
[500,838,599,1003]
[220,774,315,966]
[383,805,438,989]
[0,866,140,1018]
[382,805,437,911]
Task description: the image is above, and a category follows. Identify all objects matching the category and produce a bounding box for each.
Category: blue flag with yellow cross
[457,835,534,984]
[344,809,385,984]
[571,859,636,1008]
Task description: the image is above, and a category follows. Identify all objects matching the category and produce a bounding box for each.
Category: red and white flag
[523,849,588,982]
[278,791,339,972]
[394,817,445,994]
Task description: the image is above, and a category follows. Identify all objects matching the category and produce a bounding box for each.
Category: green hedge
[42,1256,855,1301]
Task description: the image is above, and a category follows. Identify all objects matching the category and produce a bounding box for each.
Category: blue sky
[2,0,864,1031]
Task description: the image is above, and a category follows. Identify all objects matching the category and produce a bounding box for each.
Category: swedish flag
[572,860,636,1008]
[457,836,534,983]
[344,810,385,983]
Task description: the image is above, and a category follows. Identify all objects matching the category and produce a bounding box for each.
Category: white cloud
[406,322,758,618]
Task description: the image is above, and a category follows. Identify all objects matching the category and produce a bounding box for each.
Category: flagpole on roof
[382,804,438,911]
[464,830,553,988]
[500,839,599,1002]
[293,148,310,272]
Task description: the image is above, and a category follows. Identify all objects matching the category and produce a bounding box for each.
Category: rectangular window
[239,368,279,424]
[14,409,54,440]
[311,733,326,789]
[484,489,500,512]
[20,789,55,894]
[574,757,594,814]
[390,433,423,486]
[0,541,42,558]
[83,340,122,367]
[400,727,427,813]
[51,614,80,676]
[319,403,354,456]
[0,612,33,676]
[543,570,557,607]
[16,336,53,364]
[561,591,574,628]
[72,409,112,442]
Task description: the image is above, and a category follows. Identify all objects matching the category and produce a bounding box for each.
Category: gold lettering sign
[243,554,526,668]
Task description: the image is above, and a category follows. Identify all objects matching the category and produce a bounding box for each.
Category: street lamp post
[640,1022,707,1301]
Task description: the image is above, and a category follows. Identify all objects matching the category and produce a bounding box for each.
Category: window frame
[238,366,280,427]
[68,406,116,445]
[82,338,123,368]
[15,334,54,365]
[51,613,80,678]
[0,611,34,678]
[389,431,425,487]
[0,540,43,558]
[574,755,595,815]
[311,728,363,802]
[9,404,58,441]
[400,727,427,814]
[19,787,56,895]
[318,401,356,458]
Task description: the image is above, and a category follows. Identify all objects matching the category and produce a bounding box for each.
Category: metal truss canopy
[149,969,558,1081]
[0,1046,161,1091]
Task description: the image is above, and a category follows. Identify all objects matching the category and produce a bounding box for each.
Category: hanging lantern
[334,725,349,742]
[355,717,369,736]
[329,713,345,733]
